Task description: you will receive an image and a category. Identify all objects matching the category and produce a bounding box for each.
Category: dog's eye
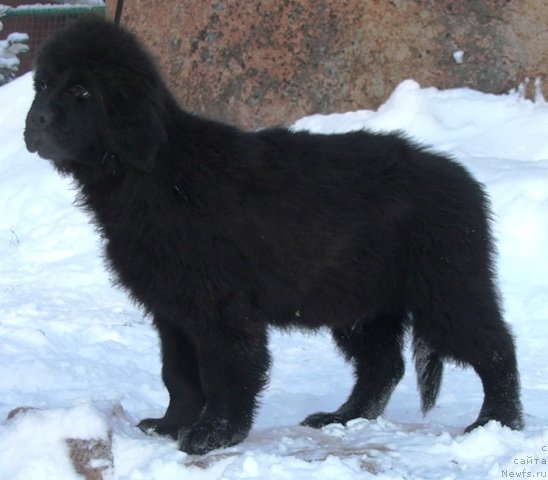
[69,84,92,99]
[36,80,48,92]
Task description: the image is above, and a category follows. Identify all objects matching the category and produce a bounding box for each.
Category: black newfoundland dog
[24,16,523,454]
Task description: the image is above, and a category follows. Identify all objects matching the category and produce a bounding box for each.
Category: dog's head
[24,16,168,176]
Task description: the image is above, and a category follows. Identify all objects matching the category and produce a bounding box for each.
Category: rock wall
[107,0,548,129]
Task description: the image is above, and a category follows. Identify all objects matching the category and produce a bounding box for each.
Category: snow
[5,33,29,44]
[453,50,464,64]
[0,404,110,480]
[0,73,547,479]
[0,33,29,81]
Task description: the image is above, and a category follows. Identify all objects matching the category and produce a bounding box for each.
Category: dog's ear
[101,80,168,172]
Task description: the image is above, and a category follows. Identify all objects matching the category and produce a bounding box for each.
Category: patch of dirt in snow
[6,405,115,480]
[184,422,395,473]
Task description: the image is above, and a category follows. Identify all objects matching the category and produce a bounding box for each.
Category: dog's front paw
[178,417,248,455]
[137,417,180,439]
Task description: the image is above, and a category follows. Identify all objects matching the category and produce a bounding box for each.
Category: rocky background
[107,0,548,129]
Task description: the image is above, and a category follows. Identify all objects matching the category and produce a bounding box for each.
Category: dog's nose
[29,108,54,128]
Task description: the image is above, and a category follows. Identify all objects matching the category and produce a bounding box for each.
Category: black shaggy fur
[24,16,523,454]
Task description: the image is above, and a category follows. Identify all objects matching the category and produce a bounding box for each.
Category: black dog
[24,16,523,454]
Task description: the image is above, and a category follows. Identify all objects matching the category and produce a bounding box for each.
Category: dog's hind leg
[411,277,524,432]
[301,312,406,428]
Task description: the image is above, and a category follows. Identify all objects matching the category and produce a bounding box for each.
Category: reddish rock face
[109,0,547,129]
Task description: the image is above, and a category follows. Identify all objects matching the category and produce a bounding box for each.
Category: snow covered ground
[0,73,547,480]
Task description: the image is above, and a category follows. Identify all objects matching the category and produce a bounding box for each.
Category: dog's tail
[412,333,444,415]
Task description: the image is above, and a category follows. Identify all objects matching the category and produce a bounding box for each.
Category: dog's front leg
[178,323,270,455]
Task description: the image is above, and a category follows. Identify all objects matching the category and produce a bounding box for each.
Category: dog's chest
[100,206,192,306]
